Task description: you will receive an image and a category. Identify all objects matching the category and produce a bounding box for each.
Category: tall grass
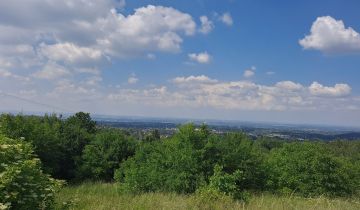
[55,183,360,210]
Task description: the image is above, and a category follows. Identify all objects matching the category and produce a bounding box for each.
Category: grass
[55,183,360,210]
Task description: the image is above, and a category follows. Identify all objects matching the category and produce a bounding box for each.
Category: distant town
[94,115,360,141]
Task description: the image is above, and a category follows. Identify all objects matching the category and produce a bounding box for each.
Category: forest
[1,112,360,209]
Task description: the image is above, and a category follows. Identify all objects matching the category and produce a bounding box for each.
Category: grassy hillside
[55,183,360,210]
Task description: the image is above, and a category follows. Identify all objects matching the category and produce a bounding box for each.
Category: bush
[197,165,250,202]
[116,124,206,194]
[116,140,203,194]
[0,114,64,177]
[78,129,136,181]
[266,142,359,197]
[203,133,266,190]
[0,135,63,210]
[0,112,97,181]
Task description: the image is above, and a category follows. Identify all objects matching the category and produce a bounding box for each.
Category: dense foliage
[0,112,360,208]
[0,135,62,210]
[78,129,136,181]
[115,125,203,193]
[266,142,360,197]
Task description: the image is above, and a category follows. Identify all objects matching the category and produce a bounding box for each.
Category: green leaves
[0,135,63,210]
[78,129,136,181]
[266,142,359,197]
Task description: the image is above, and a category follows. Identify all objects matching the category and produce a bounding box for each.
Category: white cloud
[243,67,256,78]
[309,81,351,97]
[0,69,30,82]
[97,5,196,57]
[188,52,212,64]
[172,75,218,84]
[275,81,303,91]
[84,76,103,86]
[0,58,12,68]
[219,13,233,26]
[128,74,139,84]
[0,2,199,106]
[108,76,354,112]
[0,69,12,78]
[243,70,254,78]
[75,67,101,75]
[39,42,103,64]
[299,16,360,53]
[199,16,214,34]
[33,62,71,80]
[0,2,197,76]
[146,53,156,60]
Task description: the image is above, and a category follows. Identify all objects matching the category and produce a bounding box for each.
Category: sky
[0,0,360,127]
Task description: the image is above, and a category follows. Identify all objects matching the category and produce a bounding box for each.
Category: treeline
[1,112,360,208]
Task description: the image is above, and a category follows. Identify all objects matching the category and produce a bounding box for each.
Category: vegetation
[1,112,360,209]
[78,129,136,181]
[0,135,62,210]
[54,183,360,210]
[266,142,359,197]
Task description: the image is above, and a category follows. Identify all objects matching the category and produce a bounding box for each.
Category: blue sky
[0,0,359,126]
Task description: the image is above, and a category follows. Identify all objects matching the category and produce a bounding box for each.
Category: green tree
[0,114,64,178]
[197,132,267,191]
[267,142,359,196]
[116,124,206,194]
[59,112,96,180]
[78,129,136,181]
[0,135,62,210]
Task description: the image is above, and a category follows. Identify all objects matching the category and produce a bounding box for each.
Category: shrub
[197,165,250,202]
[116,124,206,194]
[266,142,359,197]
[0,114,64,177]
[207,133,266,190]
[78,129,136,181]
[0,112,97,181]
[116,139,203,194]
[0,135,63,210]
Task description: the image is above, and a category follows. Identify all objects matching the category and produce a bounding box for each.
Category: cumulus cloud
[39,42,103,64]
[188,52,212,64]
[275,81,303,91]
[128,74,139,84]
[32,62,71,80]
[243,66,256,78]
[299,16,360,53]
[0,69,30,81]
[0,69,12,78]
[0,1,199,103]
[108,76,354,111]
[97,5,196,57]
[199,16,214,34]
[219,12,233,26]
[172,75,218,84]
[309,81,351,97]
[0,2,197,76]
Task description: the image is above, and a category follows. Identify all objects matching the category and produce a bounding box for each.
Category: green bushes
[197,165,250,202]
[117,125,360,199]
[0,112,97,180]
[266,142,359,197]
[116,124,266,199]
[0,135,62,210]
[1,112,360,204]
[78,129,136,181]
[116,138,203,193]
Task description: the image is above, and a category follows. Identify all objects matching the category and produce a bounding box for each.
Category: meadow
[55,183,360,210]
